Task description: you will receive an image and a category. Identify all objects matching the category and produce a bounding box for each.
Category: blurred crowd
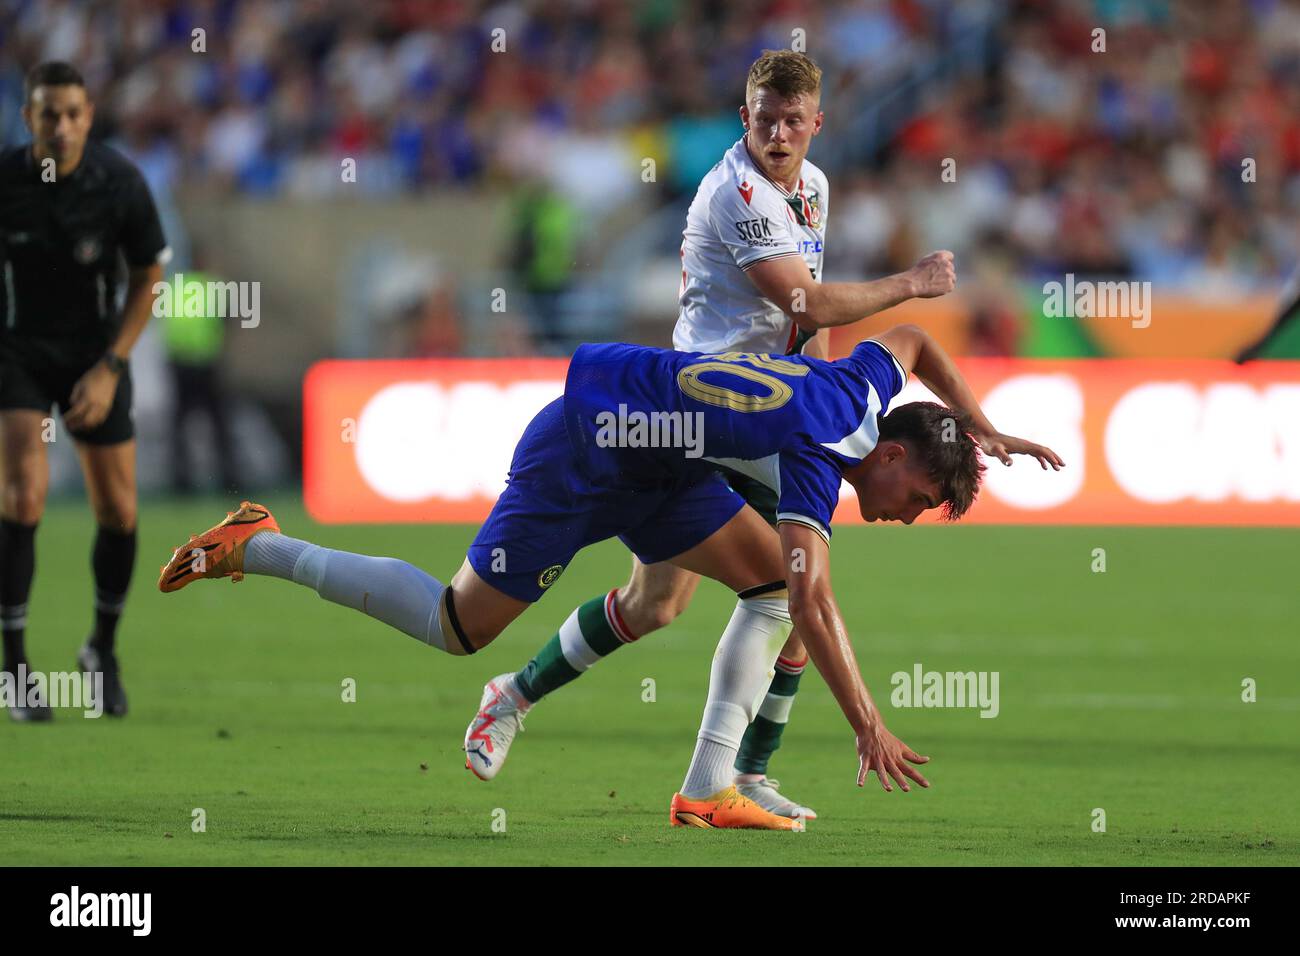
[2,0,1296,357]
[837,0,1300,301]
[0,0,964,195]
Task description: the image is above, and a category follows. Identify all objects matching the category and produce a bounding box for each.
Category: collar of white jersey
[736,137,807,201]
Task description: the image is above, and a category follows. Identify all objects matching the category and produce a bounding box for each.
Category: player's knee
[4,480,47,524]
[619,571,694,635]
[438,584,504,656]
[439,615,505,658]
[618,591,684,636]
[94,500,136,533]
[643,600,685,634]
[737,592,792,626]
[463,625,501,653]
[448,608,504,655]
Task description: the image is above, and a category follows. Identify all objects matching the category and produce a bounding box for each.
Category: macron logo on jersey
[737,180,754,205]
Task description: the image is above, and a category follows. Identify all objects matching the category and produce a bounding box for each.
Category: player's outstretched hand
[906,250,956,299]
[856,723,930,793]
[979,432,1065,471]
[64,362,118,432]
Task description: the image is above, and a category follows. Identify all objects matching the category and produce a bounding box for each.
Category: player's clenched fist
[856,722,931,793]
[906,250,956,299]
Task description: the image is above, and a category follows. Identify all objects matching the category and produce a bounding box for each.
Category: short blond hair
[745,50,822,104]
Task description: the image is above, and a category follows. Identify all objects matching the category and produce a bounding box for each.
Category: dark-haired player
[0,62,169,720]
[462,49,957,818]
[158,323,1062,828]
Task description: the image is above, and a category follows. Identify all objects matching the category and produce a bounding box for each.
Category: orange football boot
[669,786,800,830]
[158,501,280,593]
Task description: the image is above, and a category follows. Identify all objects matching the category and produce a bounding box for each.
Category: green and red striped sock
[512,590,638,703]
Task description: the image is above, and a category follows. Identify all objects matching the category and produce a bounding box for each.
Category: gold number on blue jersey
[676,352,809,413]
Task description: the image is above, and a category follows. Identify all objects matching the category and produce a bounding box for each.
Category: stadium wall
[176,192,1289,401]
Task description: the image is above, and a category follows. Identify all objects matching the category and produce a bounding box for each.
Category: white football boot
[463,674,529,781]
[734,777,818,820]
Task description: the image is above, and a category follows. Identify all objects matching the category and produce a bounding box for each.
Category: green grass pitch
[2,497,1297,866]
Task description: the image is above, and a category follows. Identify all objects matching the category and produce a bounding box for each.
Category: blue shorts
[467,398,746,603]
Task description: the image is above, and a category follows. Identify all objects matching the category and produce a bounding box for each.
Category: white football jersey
[674,137,828,355]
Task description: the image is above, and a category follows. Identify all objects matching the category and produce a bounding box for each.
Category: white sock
[244,530,308,578]
[682,739,736,799]
[680,593,792,799]
[244,532,457,653]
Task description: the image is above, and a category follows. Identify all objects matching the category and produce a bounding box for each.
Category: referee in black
[0,62,169,721]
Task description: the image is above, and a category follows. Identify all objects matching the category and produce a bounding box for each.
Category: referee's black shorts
[0,338,134,445]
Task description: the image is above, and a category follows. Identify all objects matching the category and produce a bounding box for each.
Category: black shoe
[3,662,55,723]
[77,643,128,718]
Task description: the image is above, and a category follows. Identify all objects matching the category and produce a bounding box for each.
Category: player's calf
[677,585,793,802]
[157,502,527,657]
[733,646,812,814]
[492,558,697,732]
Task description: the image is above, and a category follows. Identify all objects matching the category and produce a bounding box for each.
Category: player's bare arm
[745,249,956,333]
[874,323,1065,471]
[779,520,930,793]
[64,262,161,432]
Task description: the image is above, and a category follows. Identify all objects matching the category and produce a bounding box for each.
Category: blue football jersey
[562,338,908,541]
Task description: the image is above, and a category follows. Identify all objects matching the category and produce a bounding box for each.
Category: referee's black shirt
[0,140,169,362]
